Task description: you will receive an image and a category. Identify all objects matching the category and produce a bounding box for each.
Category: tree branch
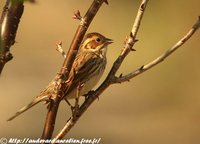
[54,0,149,140]
[0,0,24,75]
[113,16,200,83]
[59,0,108,76]
[41,0,108,139]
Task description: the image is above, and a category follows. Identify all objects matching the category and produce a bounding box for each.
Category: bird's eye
[96,38,101,42]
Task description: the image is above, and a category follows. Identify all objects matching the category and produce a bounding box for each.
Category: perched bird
[7,32,113,121]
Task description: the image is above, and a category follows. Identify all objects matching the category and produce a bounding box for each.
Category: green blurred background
[0,0,200,143]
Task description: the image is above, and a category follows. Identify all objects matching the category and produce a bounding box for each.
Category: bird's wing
[66,52,104,95]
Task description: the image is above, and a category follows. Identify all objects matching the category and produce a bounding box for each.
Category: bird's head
[81,32,113,52]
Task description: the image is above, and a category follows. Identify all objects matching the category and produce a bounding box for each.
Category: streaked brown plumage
[7,32,113,121]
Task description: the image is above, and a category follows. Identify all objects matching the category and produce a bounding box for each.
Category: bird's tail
[7,95,49,121]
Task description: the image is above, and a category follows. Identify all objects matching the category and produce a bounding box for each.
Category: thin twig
[105,0,149,80]
[113,17,200,83]
[72,10,82,21]
[72,82,82,119]
[0,0,24,74]
[41,0,108,139]
[54,0,149,140]
[54,1,200,140]
[56,41,66,58]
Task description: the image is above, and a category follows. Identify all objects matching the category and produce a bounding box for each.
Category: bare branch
[72,82,82,120]
[54,1,199,140]
[0,0,24,74]
[54,0,149,140]
[59,0,107,76]
[0,0,9,24]
[42,0,107,139]
[56,41,66,58]
[114,17,200,83]
[105,0,148,80]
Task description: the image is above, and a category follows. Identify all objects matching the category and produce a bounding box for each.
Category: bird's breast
[66,59,106,99]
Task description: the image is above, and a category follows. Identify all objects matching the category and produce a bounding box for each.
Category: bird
[7,32,113,121]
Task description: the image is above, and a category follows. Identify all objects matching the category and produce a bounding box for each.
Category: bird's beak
[105,38,113,45]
